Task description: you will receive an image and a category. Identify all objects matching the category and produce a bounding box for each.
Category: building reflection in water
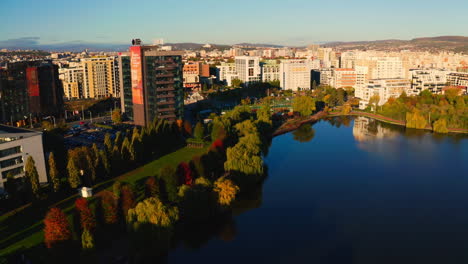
[352,117,400,157]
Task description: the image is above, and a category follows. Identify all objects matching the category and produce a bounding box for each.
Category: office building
[0,125,47,193]
[216,62,237,86]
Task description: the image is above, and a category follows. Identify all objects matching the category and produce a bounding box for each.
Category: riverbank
[273,110,468,136]
[329,111,468,134]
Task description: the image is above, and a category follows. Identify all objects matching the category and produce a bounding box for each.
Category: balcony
[158,107,176,112]
[155,73,174,78]
[157,100,175,105]
[156,93,175,98]
[156,86,175,92]
[155,80,174,85]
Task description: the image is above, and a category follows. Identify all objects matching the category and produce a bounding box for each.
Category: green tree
[112,108,122,124]
[25,156,40,198]
[67,157,81,189]
[433,118,449,133]
[292,96,316,117]
[193,122,205,140]
[224,134,263,176]
[292,124,315,143]
[406,110,427,129]
[81,229,95,250]
[368,95,380,113]
[231,78,243,88]
[48,152,61,192]
[104,133,113,154]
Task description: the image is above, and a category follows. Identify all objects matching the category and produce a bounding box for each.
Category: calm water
[169,117,468,264]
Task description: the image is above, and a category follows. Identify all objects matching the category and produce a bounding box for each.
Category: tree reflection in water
[292,123,316,143]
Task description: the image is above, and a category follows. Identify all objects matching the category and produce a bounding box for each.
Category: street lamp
[89,111,93,123]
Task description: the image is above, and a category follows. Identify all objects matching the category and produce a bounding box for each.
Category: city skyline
[1,0,468,47]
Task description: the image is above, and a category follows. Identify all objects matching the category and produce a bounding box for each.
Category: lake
[168,116,468,264]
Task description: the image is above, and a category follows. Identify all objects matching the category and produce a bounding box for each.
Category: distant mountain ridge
[325,36,468,53]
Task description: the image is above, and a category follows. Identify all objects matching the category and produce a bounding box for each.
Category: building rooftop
[0,125,42,144]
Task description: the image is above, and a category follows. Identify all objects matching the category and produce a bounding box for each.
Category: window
[0,146,21,158]
[2,166,24,179]
[0,156,23,169]
[249,68,254,77]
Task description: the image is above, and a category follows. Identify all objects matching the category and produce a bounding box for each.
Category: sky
[1,0,468,46]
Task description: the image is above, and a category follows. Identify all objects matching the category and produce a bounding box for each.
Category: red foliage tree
[75,198,96,232]
[145,176,159,198]
[210,139,224,152]
[177,162,193,186]
[120,184,136,218]
[100,191,119,224]
[44,207,72,249]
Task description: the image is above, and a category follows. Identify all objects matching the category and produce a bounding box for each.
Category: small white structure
[80,187,93,198]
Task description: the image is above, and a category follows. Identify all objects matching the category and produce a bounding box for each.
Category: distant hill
[325,36,468,54]
[234,43,284,48]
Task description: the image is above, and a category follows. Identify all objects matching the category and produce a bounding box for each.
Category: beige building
[59,67,84,99]
[82,57,117,98]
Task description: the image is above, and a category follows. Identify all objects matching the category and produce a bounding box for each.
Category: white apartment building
[357,79,411,109]
[356,57,405,80]
[216,62,238,86]
[261,60,280,82]
[59,67,84,99]
[0,126,47,193]
[279,59,317,91]
[355,66,369,90]
[408,69,450,95]
[235,56,261,85]
[447,72,468,88]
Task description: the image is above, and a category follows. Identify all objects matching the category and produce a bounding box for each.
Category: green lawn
[0,146,207,258]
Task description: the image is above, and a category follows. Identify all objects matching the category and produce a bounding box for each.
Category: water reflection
[292,123,316,143]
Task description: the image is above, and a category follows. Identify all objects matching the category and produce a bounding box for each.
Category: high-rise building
[118,54,132,120]
[122,44,184,126]
[82,57,117,98]
[0,125,47,193]
[408,69,450,95]
[0,61,64,124]
[235,56,261,85]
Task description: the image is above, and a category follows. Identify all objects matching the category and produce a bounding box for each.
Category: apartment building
[216,62,237,86]
[183,62,209,91]
[279,59,316,91]
[332,68,357,89]
[447,72,468,88]
[0,61,64,124]
[261,60,280,83]
[0,125,47,193]
[357,79,411,109]
[311,68,334,87]
[59,67,84,99]
[408,69,450,95]
[123,44,184,126]
[82,57,117,98]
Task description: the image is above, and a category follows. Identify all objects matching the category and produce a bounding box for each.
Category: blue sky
[1,0,467,46]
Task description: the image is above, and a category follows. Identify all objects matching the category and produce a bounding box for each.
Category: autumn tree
[145,176,159,198]
[104,133,113,153]
[183,120,193,136]
[177,162,193,186]
[67,156,81,189]
[44,207,72,248]
[25,156,40,198]
[75,198,96,232]
[100,191,119,225]
[48,152,61,192]
[231,78,243,88]
[214,177,240,206]
[120,184,136,218]
[224,133,263,176]
[433,118,449,133]
[81,229,95,250]
[406,110,427,129]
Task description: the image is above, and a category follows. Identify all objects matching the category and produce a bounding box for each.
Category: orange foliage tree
[44,207,72,249]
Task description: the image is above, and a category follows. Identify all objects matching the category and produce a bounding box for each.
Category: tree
[121,137,132,167]
[231,78,243,88]
[67,156,81,189]
[104,133,113,153]
[112,108,122,124]
[127,197,179,229]
[44,207,72,249]
[214,177,240,206]
[177,162,193,186]
[48,152,61,193]
[145,176,159,198]
[99,150,111,177]
[342,104,352,115]
[406,110,427,129]
[433,118,449,133]
[193,122,205,140]
[224,134,263,176]
[75,198,96,232]
[183,120,192,136]
[100,191,119,225]
[81,229,95,250]
[292,123,315,143]
[159,166,179,202]
[120,184,136,218]
[292,96,316,117]
[25,156,40,198]
[369,95,380,113]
